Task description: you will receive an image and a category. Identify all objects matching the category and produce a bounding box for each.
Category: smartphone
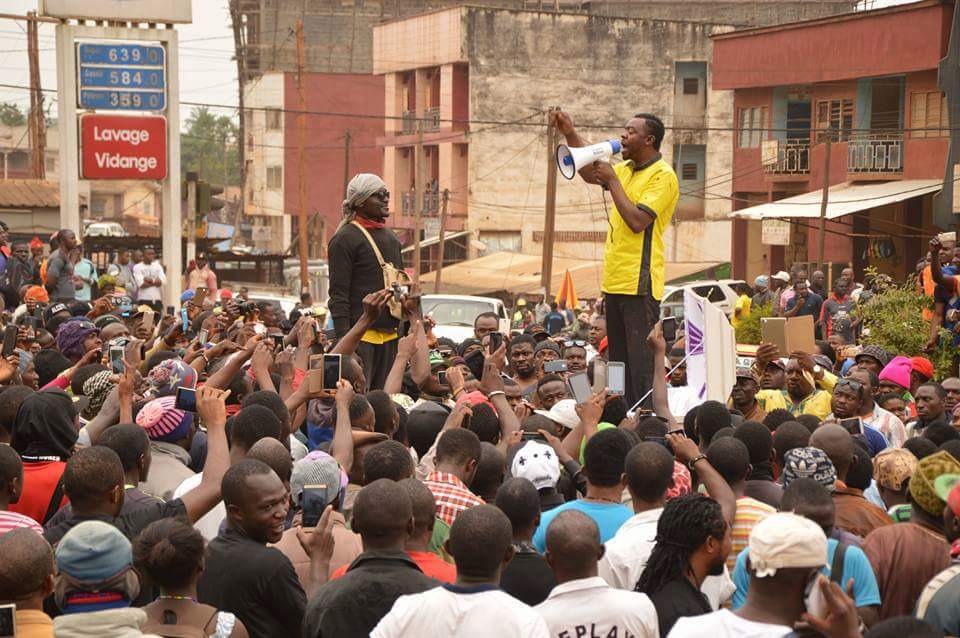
[592,359,607,394]
[180,307,190,333]
[301,484,333,528]
[488,331,503,353]
[197,328,209,346]
[568,371,592,404]
[838,417,862,435]
[273,334,285,350]
[174,386,197,412]
[661,317,678,343]
[0,603,15,638]
[322,353,342,392]
[253,322,267,336]
[141,309,155,333]
[109,346,125,374]
[543,359,568,374]
[521,431,546,442]
[438,369,447,385]
[308,354,324,394]
[607,361,626,396]
[166,305,175,316]
[464,349,485,380]
[1,325,17,357]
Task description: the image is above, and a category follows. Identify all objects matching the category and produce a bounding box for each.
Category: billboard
[79,113,167,180]
[40,0,192,23]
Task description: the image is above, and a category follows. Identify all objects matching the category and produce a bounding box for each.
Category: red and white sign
[79,114,167,180]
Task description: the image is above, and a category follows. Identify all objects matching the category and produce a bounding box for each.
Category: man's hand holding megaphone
[550,109,621,186]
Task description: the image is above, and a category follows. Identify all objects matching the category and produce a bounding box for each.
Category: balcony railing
[400,108,442,135]
[424,107,441,131]
[762,139,810,176]
[400,188,441,217]
[847,133,903,176]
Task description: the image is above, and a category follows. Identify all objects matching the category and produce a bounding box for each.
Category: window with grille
[266,166,282,190]
[815,98,854,140]
[681,163,698,180]
[911,91,948,138]
[265,109,282,130]
[683,78,699,95]
[738,107,767,148]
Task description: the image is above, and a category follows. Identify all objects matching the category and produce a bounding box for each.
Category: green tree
[0,102,26,127]
[735,302,772,345]
[180,106,240,186]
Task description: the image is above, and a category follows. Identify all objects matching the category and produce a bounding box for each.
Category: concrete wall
[243,72,288,252]
[462,7,733,262]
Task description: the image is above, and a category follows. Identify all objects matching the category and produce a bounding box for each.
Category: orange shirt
[331,549,456,583]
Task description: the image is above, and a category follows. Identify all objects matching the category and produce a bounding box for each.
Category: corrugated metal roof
[0,180,59,208]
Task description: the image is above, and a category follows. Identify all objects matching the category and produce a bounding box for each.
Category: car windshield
[424,300,494,327]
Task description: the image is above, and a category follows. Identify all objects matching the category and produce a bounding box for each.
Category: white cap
[511,440,561,490]
[534,399,580,430]
[772,271,790,283]
[748,512,828,578]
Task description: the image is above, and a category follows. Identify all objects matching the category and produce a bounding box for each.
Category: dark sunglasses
[836,378,864,395]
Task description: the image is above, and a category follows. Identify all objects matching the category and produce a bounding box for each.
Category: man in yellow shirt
[752,344,836,420]
[551,110,679,406]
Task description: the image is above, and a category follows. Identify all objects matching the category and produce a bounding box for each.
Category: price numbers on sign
[76,42,167,112]
[78,43,165,68]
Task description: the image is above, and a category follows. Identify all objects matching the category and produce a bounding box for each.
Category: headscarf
[55,318,98,361]
[23,286,49,303]
[146,358,197,398]
[11,389,78,461]
[81,370,115,420]
[339,173,387,228]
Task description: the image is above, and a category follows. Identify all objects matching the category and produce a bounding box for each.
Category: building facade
[712,0,952,282]
[374,5,738,269]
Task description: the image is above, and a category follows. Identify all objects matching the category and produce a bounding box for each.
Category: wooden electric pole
[434,189,450,293]
[817,129,832,273]
[541,109,559,298]
[413,120,424,279]
[295,19,309,293]
[342,130,351,197]
[26,11,45,179]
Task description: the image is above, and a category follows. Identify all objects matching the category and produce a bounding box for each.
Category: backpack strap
[830,541,848,584]
[350,221,388,268]
[43,473,67,525]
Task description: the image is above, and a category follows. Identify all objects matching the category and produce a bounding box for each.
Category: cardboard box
[760,315,817,355]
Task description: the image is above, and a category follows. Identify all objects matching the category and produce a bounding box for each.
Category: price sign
[76,42,166,112]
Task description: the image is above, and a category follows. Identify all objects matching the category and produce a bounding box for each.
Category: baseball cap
[772,271,790,283]
[855,345,891,368]
[748,512,828,578]
[511,440,560,490]
[290,454,343,508]
[55,520,132,582]
[534,398,580,430]
[44,302,69,322]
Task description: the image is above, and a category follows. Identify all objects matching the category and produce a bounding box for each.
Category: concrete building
[373,5,739,269]
[712,0,952,282]
[235,0,855,257]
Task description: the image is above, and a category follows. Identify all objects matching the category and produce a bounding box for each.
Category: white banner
[684,289,737,404]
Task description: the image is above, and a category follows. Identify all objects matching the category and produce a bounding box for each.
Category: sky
[0,0,918,131]
[0,1,238,129]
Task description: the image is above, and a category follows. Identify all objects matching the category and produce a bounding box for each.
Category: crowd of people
[5,177,960,638]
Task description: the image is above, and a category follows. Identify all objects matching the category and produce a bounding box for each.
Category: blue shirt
[532,499,632,553]
[544,311,566,335]
[860,422,889,457]
[785,292,823,319]
[731,539,880,609]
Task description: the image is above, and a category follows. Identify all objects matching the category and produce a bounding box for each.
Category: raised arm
[646,322,676,427]
[180,386,231,522]
[384,324,419,395]
[551,110,602,185]
[668,432,737,525]
[330,290,392,357]
[330,379,355,473]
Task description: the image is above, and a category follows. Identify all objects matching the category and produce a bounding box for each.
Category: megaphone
[555,140,622,180]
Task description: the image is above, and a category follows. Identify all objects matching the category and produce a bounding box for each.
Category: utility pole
[817,129,832,273]
[541,108,559,298]
[295,18,309,294]
[319,216,327,260]
[186,171,198,264]
[413,120,424,279]
[342,130,351,196]
[229,0,248,228]
[434,189,450,293]
[26,11,45,179]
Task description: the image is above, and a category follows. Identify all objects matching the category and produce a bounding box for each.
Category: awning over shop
[417,251,723,298]
[730,179,942,221]
[401,230,471,253]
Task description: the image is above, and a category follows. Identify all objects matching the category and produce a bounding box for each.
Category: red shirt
[9,461,68,526]
[330,550,456,583]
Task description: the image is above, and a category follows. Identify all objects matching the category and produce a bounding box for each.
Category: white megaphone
[555,140,622,180]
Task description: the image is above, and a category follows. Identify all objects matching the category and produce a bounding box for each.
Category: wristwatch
[687,454,708,471]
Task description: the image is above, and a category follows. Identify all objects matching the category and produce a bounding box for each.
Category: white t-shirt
[668,385,701,419]
[173,472,224,542]
[668,609,793,638]
[132,261,167,302]
[372,586,549,638]
[599,507,735,609]
[535,576,658,638]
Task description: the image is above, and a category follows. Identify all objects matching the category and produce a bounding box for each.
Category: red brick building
[712,0,952,282]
